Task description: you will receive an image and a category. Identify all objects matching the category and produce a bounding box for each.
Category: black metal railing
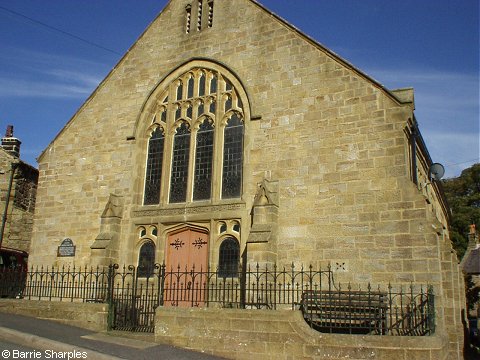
[0,263,435,336]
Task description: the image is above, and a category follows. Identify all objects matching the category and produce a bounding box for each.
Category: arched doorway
[164,227,209,307]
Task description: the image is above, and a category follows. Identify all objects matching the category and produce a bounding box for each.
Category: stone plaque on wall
[57,238,76,257]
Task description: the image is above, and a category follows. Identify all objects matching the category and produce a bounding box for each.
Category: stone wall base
[0,300,454,359]
[155,307,450,360]
[0,299,108,332]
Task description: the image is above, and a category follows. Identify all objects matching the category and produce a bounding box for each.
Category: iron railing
[0,263,435,336]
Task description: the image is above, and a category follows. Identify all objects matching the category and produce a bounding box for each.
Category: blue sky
[0,0,478,178]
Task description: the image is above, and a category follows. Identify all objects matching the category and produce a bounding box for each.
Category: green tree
[465,275,480,311]
[442,163,480,259]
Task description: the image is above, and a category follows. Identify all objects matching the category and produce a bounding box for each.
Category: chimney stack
[1,125,21,158]
[468,224,478,249]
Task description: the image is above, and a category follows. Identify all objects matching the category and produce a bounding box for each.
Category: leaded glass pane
[218,237,239,278]
[186,104,193,119]
[138,241,155,278]
[187,76,194,98]
[210,75,217,93]
[209,101,216,114]
[220,223,227,233]
[222,114,243,198]
[176,81,183,100]
[225,95,232,111]
[199,73,206,96]
[198,101,205,116]
[170,123,191,203]
[160,109,167,122]
[175,105,181,120]
[193,119,214,201]
[144,127,164,205]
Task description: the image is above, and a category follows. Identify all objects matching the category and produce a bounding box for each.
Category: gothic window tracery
[142,67,245,205]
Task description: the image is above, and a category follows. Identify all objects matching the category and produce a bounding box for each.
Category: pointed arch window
[144,127,165,205]
[138,241,156,278]
[142,67,246,205]
[218,237,240,278]
[193,118,214,200]
[222,114,243,199]
[170,122,191,203]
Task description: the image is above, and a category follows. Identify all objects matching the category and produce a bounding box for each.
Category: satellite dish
[429,163,445,181]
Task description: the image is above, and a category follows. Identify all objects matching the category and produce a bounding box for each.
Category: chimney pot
[5,125,13,138]
[1,125,21,158]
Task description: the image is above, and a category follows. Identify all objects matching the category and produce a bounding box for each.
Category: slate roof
[462,247,480,275]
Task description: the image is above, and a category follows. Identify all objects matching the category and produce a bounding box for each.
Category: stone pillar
[90,194,124,267]
[246,179,279,267]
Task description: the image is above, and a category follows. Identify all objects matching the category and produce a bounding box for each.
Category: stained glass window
[218,237,239,278]
[170,123,191,203]
[222,114,243,198]
[143,67,245,205]
[144,127,164,205]
[138,241,155,278]
[193,119,214,201]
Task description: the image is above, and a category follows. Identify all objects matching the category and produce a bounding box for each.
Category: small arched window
[138,241,156,278]
[218,237,240,278]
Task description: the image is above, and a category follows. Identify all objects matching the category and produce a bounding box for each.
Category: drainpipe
[0,162,19,250]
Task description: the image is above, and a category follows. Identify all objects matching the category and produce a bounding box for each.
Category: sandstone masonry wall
[155,307,449,360]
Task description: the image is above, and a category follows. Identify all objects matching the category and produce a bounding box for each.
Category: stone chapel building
[28,0,465,357]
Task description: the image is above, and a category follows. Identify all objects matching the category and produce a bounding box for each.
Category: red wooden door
[164,228,209,307]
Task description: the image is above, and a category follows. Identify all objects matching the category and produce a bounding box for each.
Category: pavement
[0,312,225,360]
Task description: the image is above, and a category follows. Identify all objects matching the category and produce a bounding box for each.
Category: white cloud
[423,131,479,178]
[364,66,479,177]
[0,47,107,99]
[0,77,96,98]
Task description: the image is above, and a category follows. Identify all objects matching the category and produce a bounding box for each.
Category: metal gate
[107,264,161,333]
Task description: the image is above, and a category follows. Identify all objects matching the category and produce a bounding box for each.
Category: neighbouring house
[461,225,480,318]
[0,125,38,257]
[27,0,465,358]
